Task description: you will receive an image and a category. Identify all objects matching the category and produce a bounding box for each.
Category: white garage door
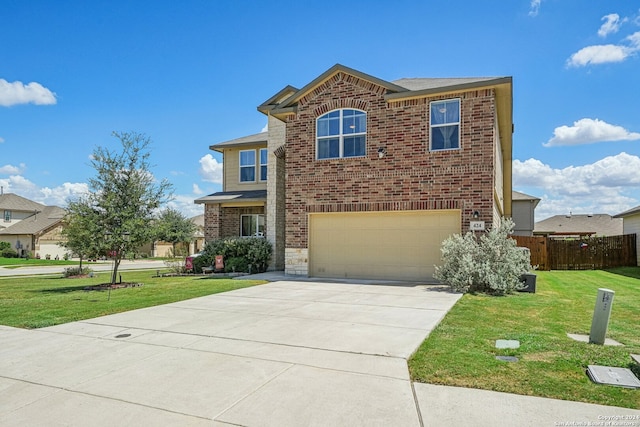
[309,210,460,281]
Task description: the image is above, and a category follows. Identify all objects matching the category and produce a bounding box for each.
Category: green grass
[409,269,640,409]
[0,270,265,328]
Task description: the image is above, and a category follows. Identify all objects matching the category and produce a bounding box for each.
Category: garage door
[309,210,460,281]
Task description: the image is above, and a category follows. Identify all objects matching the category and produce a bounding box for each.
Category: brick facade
[282,72,497,249]
[203,205,265,240]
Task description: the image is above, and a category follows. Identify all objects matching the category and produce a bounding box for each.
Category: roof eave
[384,77,512,101]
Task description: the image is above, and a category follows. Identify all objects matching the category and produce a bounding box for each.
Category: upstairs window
[259,148,268,181]
[3,210,10,222]
[430,99,460,151]
[316,109,366,159]
[239,150,256,182]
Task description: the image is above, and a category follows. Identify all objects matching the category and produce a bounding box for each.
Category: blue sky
[1,0,639,220]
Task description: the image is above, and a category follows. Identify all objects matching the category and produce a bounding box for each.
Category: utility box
[589,288,615,345]
[519,273,537,293]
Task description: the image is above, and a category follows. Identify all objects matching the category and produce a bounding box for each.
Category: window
[239,150,256,182]
[241,214,265,237]
[316,109,366,159]
[430,99,460,151]
[3,210,10,222]
[259,148,268,181]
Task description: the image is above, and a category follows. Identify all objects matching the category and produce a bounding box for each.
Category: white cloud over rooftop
[198,154,223,184]
[513,152,640,218]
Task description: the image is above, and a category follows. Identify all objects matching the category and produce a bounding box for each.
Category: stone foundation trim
[285,247,308,276]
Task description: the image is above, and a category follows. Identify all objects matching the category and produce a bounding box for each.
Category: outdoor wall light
[472,211,480,219]
[377,147,387,158]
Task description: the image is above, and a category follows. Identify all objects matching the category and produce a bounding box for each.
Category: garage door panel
[309,210,460,281]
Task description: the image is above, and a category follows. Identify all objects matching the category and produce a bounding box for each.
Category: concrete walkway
[1,279,638,426]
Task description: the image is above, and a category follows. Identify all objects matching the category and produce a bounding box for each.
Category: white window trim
[240,214,265,237]
[239,149,257,183]
[259,148,268,182]
[429,98,461,152]
[316,109,367,160]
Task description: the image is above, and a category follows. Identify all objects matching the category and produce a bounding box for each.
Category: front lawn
[0,270,265,328]
[409,269,640,409]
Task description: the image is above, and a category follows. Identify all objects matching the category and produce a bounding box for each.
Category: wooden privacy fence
[512,234,637,271]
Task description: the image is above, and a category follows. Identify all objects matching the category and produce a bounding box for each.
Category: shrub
[63,266,93,277]
[434,218,531,295]
[196,237,273,274]
[1,247,18,258]
[0,242,10,251]
[164,258,187,274]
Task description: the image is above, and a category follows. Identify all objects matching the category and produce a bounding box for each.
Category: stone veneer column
[267,115,286,270]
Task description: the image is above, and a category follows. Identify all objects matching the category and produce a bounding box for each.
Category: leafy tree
[70,131,173,285]
[60,197,102,270]
[154,207,196,257]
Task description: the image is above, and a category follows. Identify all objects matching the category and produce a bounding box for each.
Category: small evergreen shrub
[434,218,531,295]
[63,266,93,277]
[195,237,272,274]
[1,247,18,258]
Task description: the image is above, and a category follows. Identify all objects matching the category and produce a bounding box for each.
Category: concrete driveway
[1,279,638,426]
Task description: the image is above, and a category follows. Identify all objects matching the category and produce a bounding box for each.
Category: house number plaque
[470,221,485,231]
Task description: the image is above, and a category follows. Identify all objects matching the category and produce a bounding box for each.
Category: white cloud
[566,44,631,67]
[598,14,625,37]
[39,182,90,206]
[0,137,5,143]
[192,183,203,195]
[513,152,640,219]
[544,118,640,147]
[0,79,57,107]
[0,163,25,175]
[529,0,541,17]
[165,194,204,218]
[627,31,640,49]
[198,154,223,184]
[261,122,268,132]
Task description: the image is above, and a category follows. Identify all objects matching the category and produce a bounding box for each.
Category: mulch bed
[84,283,144,291]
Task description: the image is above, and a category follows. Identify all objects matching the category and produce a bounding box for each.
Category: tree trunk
[111,257,121,285]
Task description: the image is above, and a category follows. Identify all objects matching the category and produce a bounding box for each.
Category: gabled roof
[0,193,45,212]
[194,190,267,205]
[267,64,409,116]
[534,214,623,237]
[210,131,268,151]
[260,64,512,120]
[613,205,640,218]
[0,206,66,236]
[512,191,541,208]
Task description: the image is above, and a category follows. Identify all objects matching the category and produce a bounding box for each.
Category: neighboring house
[511,191,540,236]
[534,214,622,238]
[196,64,513,281]
[613,206,640,265]
[0,193,67,259]
[148,214,206,257]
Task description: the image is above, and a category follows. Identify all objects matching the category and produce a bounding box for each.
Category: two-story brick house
[196,64,513,281]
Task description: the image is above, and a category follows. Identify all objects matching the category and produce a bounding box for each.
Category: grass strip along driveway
[0,271,265,329]
[409,268,640,409]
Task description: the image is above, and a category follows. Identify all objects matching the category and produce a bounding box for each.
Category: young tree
[82,131,173,285]
[154,207,197,257]
[60,197,102,270]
